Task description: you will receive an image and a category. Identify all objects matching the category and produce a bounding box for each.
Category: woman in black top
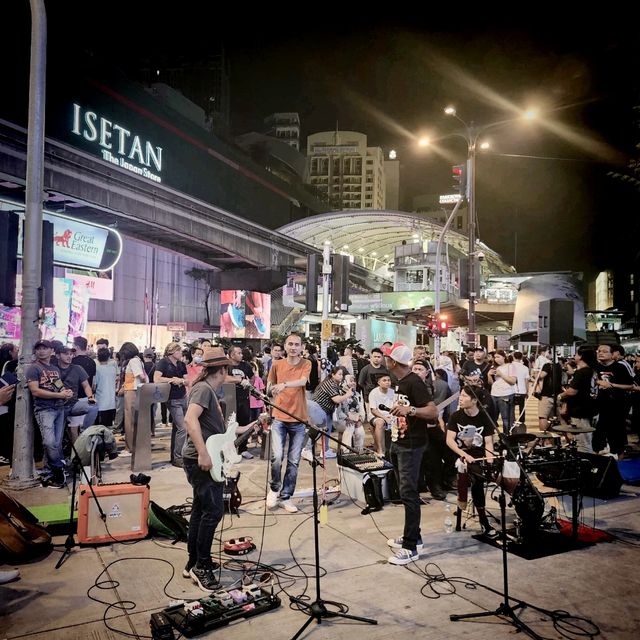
[446,386,496,536]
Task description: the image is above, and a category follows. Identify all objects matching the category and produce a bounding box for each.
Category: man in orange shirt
[266,333,311,513]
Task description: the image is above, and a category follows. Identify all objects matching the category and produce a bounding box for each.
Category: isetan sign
[71,103,163,183]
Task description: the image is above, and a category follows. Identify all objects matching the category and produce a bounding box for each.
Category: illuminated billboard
[220,290,270,339]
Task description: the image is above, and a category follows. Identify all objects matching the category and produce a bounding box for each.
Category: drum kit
[469,421,596,541]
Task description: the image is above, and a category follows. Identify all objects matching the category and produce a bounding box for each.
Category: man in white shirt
[367,374,396,456]
[511,351,530,425]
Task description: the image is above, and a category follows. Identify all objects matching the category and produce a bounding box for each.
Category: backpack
[0,491,52,560]
[361,473,384,515]
[147,501,189,542]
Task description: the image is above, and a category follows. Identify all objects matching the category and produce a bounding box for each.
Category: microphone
[240,379,267,399]
[378,404,392,412]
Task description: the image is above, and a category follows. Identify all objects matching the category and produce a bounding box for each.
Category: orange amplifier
[77,483,149,544]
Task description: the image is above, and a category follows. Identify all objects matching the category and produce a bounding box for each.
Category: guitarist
[183,346,232,593]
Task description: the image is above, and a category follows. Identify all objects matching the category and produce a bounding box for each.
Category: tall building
[384,155,400,210]
[306,131,385,210]
[264,113,301,151]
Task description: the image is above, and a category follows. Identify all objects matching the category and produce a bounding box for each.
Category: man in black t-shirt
[57,346,98,431]
[384,344,437,566]
[558,346,597,452]
[72,336,96,399]
[446,386,496,536]
[154,342,188,467]
[594,344,634,456]
[225,346,253,427]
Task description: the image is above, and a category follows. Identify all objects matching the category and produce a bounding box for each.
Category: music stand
[252,388,378,639]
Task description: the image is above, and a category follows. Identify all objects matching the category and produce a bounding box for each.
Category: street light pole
[466,135,477,347]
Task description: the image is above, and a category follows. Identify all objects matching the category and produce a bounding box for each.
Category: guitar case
[0,491,52,561]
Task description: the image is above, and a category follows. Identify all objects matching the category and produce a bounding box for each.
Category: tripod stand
[450,434,544,640]
[251,387,377,638]
[55,440,106,569]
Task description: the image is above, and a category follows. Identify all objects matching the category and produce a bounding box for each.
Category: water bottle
[443,503,454,534]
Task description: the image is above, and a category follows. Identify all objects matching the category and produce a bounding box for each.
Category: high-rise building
[264,113,301,151]
[306,131,385,210]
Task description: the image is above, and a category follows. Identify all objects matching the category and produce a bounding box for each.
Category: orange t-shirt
[267,358,311,423]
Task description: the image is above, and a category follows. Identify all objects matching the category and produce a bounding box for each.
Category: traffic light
[452,164,467,197]
[438,319,449,336]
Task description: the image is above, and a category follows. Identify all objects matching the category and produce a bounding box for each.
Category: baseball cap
[33,340,53,350]
[143,348,154,357]
[412,359,430,369]
[55,345,74,354]
[388,344,412,366]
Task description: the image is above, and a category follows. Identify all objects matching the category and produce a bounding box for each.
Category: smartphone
[0,373,18,387]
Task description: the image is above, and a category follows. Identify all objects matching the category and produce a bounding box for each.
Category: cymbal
[528,430,561,439]
[550,424,596,434]
[503,433,537,445]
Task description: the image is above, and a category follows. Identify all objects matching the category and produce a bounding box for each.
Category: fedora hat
[201,346,232,367]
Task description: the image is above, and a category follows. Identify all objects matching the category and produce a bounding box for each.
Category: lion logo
[54,229,72,248]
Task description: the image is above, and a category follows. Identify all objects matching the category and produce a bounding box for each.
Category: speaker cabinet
[0,212,19,306]
[41,220,54,308]
[538,299,574,345]
[77,483,149,544]
[580,453,623,500]
[305,254,320,313]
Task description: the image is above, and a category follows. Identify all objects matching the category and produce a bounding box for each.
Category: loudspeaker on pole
[538,298,574,345]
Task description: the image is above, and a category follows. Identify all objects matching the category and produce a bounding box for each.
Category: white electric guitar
[206,412,242,483]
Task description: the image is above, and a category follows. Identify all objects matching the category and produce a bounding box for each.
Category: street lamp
[443,105,536,347]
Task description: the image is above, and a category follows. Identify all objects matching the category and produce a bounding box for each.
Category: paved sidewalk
[1,424,639,640]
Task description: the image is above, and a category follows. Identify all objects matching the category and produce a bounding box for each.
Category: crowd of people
[1,333,640,582]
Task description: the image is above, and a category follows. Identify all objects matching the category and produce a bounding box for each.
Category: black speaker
[305,254,320,313]
[580,452,623,499]
[538,298,574,345]
[0,212,19,306]
[331,254,350,312]
[41,220,54,308]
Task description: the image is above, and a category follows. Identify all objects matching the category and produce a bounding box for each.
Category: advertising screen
[219,290,270,339]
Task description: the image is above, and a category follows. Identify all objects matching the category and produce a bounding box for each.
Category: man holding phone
[56,345,99,433]
[26,340,73,488]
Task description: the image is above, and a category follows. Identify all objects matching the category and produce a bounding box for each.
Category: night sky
[6,4,640,280]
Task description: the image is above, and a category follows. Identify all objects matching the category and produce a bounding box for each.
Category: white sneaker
[324,449,337,459]
[388,548,419,565]
[266,490,280,509]
[300,449,313,462]
[387,537,424,551]
[280,499,298,513]
[118,450,132,458]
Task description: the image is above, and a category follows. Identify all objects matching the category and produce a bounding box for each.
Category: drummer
[446,386,496,536]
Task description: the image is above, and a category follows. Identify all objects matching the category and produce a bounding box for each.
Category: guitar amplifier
[339,466,391,504]
[77,483,149,544]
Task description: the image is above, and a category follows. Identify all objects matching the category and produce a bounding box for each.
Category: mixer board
[338,452,394,472]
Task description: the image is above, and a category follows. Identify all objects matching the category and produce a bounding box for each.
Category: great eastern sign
[16,210,123,271]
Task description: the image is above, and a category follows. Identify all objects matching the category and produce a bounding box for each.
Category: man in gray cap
[384,344,437,565]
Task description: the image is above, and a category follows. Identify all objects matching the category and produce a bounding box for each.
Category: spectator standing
[94,347,118,427]
[72,336,96,399]
[118,342,147,456]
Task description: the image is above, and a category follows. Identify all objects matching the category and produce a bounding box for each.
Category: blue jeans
[66,398,99,431]
[168,398,187,464]
[494,395,515,432]
[389,443,426,552]
[270,420,306,500]
[306,400,332,452]
[35,407,66,476]
[183,459,224,566]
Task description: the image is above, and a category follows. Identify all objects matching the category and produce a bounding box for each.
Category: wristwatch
[408,406,417,417]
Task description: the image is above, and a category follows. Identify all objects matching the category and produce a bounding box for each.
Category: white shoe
[324,450,337,459]
[118,450,132,458]
[387,537,424,551]
[388,548,419,565]
[266,490,280,508]
[280,499,298,513]
[0,569,20,584]
[300,449,313,462]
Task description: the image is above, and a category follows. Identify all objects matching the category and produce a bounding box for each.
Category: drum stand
[450,451,544,640]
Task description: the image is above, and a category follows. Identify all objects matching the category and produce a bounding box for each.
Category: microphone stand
[450,386,544,639]
[246,385,377,638]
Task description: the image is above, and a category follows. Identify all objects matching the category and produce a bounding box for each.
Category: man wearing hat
[183,346,231,592]
[154,342,189,467]
[25,340,73,487]
[384,344,437,565]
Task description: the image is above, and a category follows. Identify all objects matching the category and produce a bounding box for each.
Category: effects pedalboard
[151,585,281,638]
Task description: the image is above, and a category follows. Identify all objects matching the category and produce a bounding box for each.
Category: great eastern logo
[54,229,73,248]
